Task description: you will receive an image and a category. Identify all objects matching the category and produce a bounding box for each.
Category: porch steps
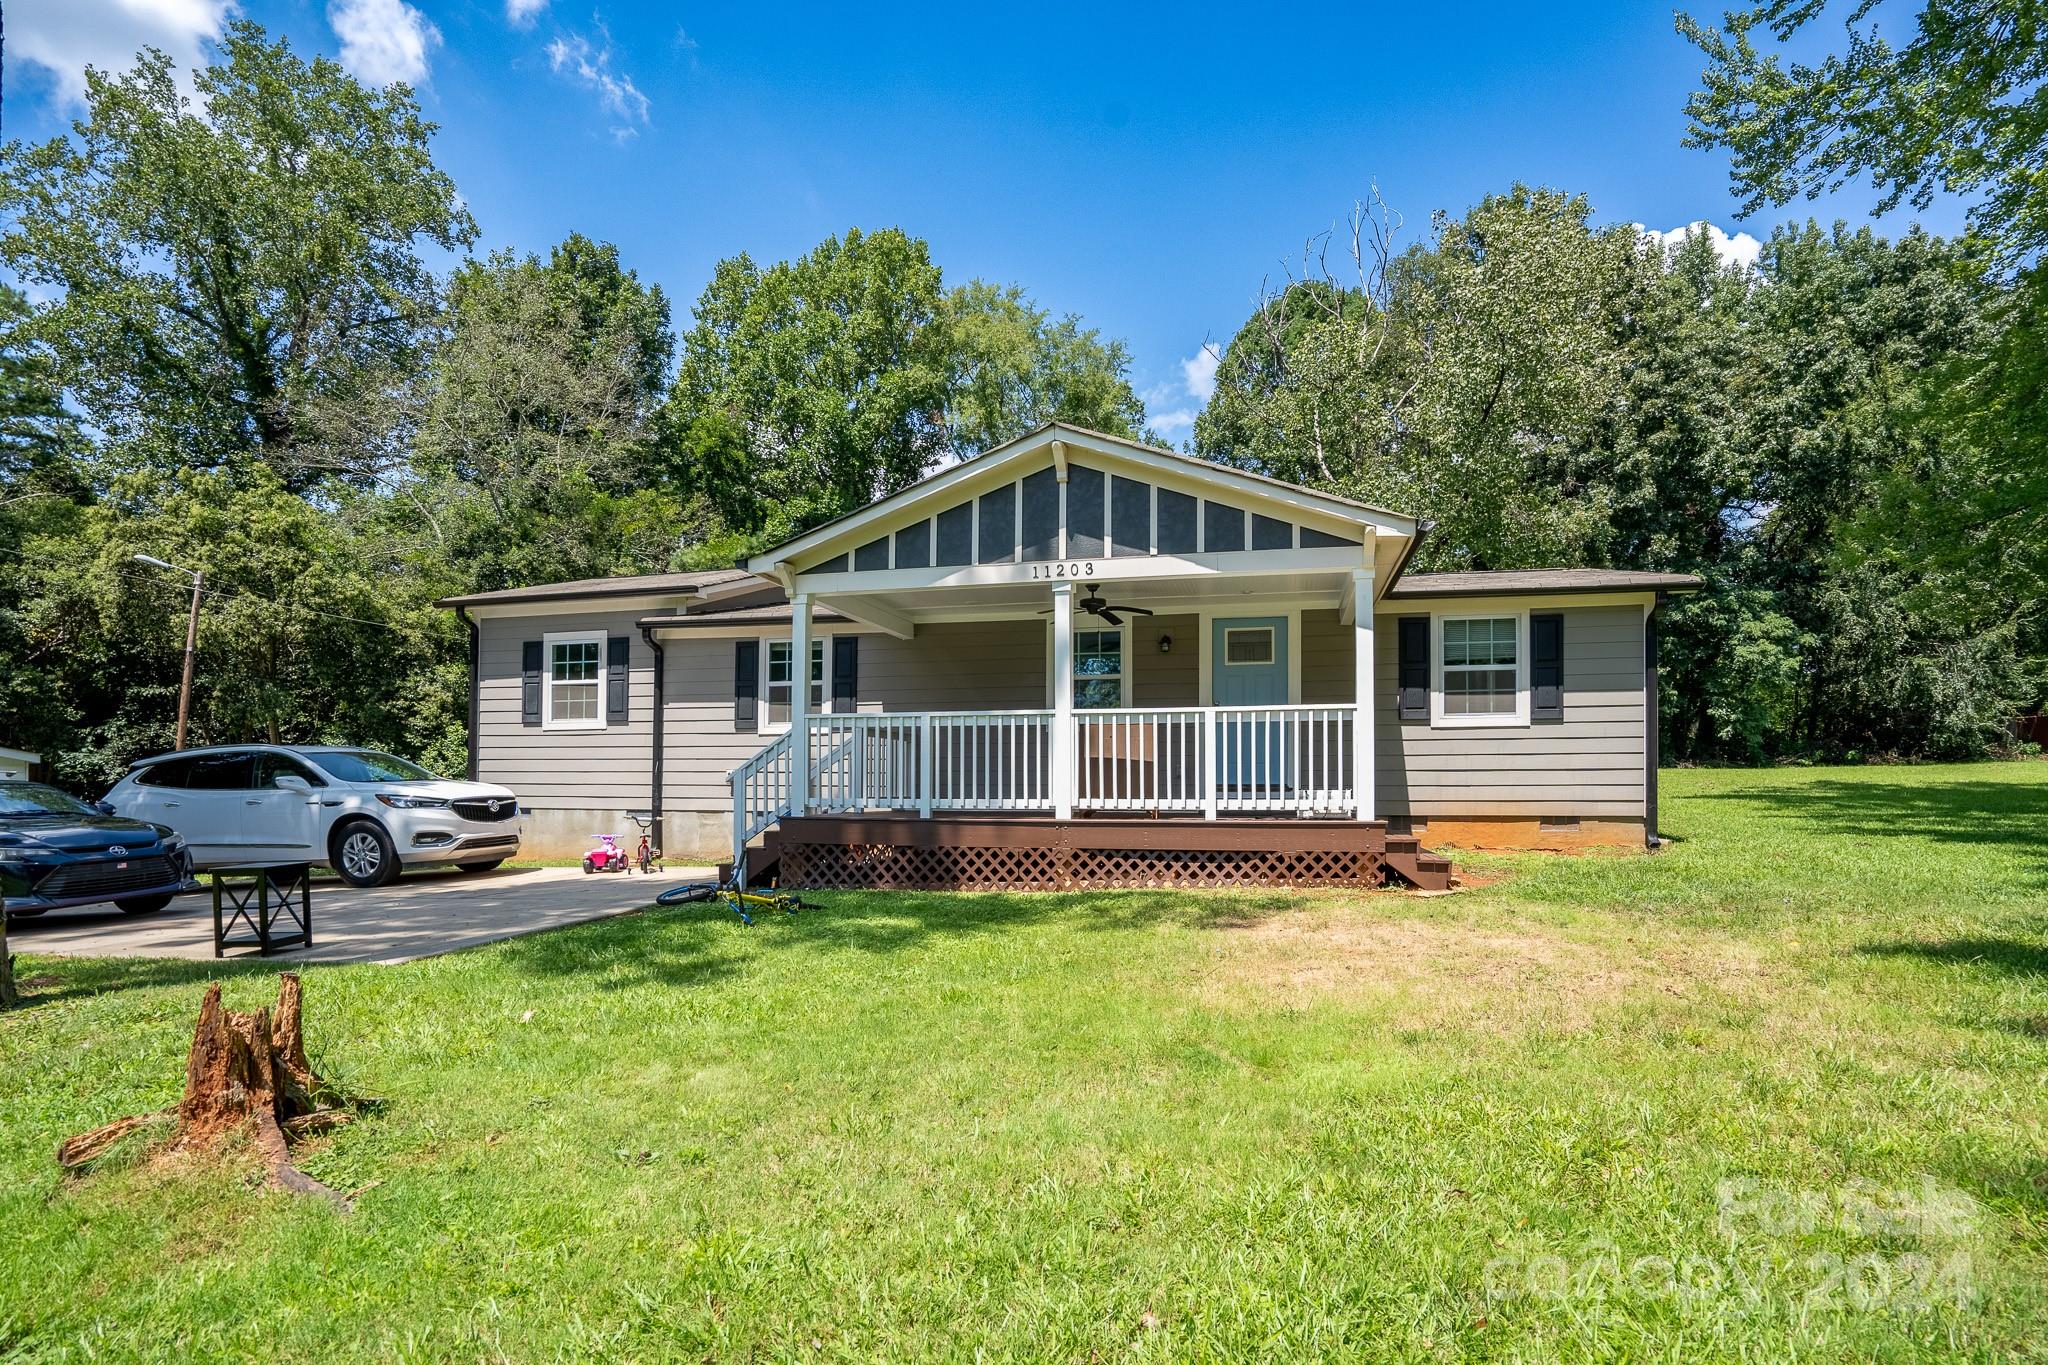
[1382,834,1454,891]
[717,829,781,887]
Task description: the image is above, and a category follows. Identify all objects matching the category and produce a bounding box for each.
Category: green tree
[1196,187,1635,569]
[396,234,682,589]
[668,228,1148,546]
[670,228,954,543]
[7,468,464,790]
[1680,0,2047,731]
[0,20,474,484]
[944,281,1145,452]
[1679,0,2047,270]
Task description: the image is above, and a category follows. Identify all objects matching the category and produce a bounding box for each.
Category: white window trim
[761,634,835,735]
[1431,610,1530,728]
[1070,623,1130,709]
[1221,625,1277,666]
[542,629,608,733]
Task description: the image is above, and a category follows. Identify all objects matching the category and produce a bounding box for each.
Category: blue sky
[7,1,1964,441]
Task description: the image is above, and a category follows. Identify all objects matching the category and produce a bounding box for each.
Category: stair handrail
[728,728,796,879]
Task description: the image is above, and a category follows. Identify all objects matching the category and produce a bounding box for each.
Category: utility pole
[135,555,203,751]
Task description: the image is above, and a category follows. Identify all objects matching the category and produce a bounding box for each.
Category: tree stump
[58,974,364,1208]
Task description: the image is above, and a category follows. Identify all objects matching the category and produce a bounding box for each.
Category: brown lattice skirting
[775,815,1407,892]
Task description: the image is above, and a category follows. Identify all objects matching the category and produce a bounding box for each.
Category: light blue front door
[1212,617,1288,791]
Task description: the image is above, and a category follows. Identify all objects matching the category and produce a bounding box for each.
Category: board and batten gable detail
[1301,604,1650,818]
[745,426,1414,596]
[787,458,1365,577]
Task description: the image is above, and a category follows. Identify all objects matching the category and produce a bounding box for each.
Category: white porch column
[1352,568,1375,822]
[789,591,811,816]
[1050,581,1075,820]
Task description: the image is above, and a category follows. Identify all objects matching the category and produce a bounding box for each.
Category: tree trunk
[58,974,361,1207]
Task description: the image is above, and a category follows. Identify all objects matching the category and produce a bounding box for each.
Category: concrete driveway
[7,864,716,966]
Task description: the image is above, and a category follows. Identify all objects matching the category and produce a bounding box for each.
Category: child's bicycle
[623,809,663,874]
[655,876,805,926]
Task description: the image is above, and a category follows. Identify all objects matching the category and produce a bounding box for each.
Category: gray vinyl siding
[1303,605,1646,818]
[475,600,1645,820]
[476,609,655,811]
[856,621,1049,713]
[657,620,1050,813]
[1132,613,1198,706]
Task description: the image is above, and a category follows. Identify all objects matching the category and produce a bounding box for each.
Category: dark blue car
[0,780,196,917]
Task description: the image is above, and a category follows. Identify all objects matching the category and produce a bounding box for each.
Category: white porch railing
[1075,704,1356,815]
[731,704,1360,871]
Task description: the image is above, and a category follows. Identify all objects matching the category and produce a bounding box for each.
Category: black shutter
[832,636,858,712]
[1397,617,1429,722]
[734,640,759,733]
[1531,613,1564,721]
[606,635,630,722]
[521,641,543,726]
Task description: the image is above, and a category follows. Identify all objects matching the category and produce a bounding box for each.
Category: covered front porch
[712,424,1437,888]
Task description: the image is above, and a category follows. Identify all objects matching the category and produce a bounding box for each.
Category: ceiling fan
[1038,584,1154,627]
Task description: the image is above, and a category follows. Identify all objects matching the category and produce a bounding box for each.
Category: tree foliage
[0,21,474,485]
[670,229,1146,546]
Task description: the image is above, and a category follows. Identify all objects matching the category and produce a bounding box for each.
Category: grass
[3,762,2046,1361]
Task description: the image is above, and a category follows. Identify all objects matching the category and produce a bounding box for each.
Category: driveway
[7,864,715,966]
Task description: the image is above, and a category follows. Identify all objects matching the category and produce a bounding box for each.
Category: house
[437,424,1698,890]
[0,747,42,781]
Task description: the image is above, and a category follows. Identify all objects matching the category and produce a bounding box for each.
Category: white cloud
[506,0,548,27]
[546,30,650,139]
[328,0,439,87]
[1145,342,1224,436]
[5,0,233,107]
[1180,343,1221,404]
[1639,221,1764,272]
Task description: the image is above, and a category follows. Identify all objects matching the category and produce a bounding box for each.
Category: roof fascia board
[460,593,698,620]
[1379,590,1660,612]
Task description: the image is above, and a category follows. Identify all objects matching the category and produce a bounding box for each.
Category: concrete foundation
[1389,815,1647,851]
[517,807,731,863]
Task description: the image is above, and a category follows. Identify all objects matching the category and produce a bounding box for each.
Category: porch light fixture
[1159,633,1173,654]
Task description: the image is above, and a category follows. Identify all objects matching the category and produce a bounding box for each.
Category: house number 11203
[1028,561,1097,579]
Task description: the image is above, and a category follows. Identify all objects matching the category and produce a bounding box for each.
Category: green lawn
[4,764,2046,1361]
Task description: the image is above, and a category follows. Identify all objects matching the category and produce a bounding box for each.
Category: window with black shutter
[734,640,759,733]
[606,636,631,722]
[521,641,543,726]
[1531,613,1564,721]
[1396,617,1429,722]
[832,636,858,713]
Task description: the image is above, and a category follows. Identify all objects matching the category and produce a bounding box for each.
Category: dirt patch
[1197,909,1778,1033]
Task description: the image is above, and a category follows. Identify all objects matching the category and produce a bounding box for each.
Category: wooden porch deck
[727,813,1452,892]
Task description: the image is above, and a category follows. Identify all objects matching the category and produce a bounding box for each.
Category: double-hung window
[544,632,605,730]
[765,638,828,729]
[1437,615,1524,724]
[1072,628,1125,708]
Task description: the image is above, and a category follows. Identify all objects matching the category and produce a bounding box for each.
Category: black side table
[212,863,313,958]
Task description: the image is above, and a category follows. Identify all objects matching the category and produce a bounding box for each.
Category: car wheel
[332,821,399,888]
[457,858,506,874]
[115,893,174,914]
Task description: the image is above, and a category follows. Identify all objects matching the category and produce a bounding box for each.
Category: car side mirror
[273,774,312,793]
[92,800,117,816]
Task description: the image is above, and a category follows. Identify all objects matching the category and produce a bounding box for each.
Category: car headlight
[377,793,450,810]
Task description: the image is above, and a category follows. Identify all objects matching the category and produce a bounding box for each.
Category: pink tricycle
[582,834,630,874]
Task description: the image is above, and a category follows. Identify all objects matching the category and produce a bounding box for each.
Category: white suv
[103,746,521,888]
